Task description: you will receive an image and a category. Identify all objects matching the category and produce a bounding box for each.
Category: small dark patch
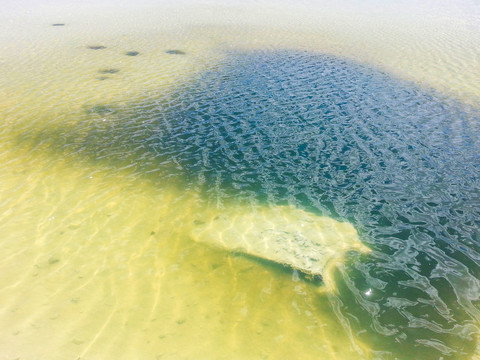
[96,76,109,81]
[98,68,120,74]
[301,273,324,285]
[125,51,139,56]
[86,105,116,116]
[87,45,106,50]
[48,257,60,265]
[193,219,205,225]
[52,23,65,27]
[165,50,185,55]
[150,231,156,235]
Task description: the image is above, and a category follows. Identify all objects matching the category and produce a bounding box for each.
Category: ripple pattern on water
[8,49,480,359]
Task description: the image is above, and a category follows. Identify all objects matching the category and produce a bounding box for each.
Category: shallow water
[1,1,480,359]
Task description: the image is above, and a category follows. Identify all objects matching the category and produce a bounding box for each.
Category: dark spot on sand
[48,257,60,265]
[98,68,120,74]
[52,23,65,27]
[165,50,185,55]
[96,76,109,81]
[87,45,106,50]
[86,105,116,116]
[125,51,139,56]
[193,220,205,225]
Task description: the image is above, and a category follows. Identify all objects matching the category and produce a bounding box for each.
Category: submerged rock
[165,50,185,55]
[125,51,139,56]
[191,205,370,278]
[87,45,106,50]
[98,68,120,74]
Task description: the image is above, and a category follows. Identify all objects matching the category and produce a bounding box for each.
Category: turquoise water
[15,50,480,358]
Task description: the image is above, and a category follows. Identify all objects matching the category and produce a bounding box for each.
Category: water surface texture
[1,1,480,360]
[6,48,480,359]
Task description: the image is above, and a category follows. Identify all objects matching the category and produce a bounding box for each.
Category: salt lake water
[1,0,480,359]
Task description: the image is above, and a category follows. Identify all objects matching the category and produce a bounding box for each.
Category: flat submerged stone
[87,45,106,50]
[191,205,370,276]
[98,68,120,74]
[125,51,139,56]
[165,50,185,55]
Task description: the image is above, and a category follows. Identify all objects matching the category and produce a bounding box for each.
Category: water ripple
[12,49,480,359]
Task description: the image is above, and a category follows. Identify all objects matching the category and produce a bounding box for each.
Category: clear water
[1,1,480,360]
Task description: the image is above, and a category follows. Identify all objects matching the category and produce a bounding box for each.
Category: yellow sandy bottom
[0,145,369,359]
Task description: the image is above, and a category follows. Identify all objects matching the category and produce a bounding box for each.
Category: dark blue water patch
[15,49,480,358]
